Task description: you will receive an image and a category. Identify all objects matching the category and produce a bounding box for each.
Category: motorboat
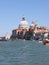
[43,38,49,45]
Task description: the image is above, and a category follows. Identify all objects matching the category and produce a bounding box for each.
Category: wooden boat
[43,39,49,45]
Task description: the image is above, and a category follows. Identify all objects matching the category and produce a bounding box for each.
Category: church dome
[19,17,28,29]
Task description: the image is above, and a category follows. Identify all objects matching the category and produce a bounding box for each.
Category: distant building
[5,33,11,40]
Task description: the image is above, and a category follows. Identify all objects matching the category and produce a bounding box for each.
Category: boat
[0,37,7,41]
[43,38,49,45]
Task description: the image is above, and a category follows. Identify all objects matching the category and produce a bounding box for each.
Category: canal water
[0,40,49,65]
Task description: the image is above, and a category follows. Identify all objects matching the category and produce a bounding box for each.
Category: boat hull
[43,39,49,45]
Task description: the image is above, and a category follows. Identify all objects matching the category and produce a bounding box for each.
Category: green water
[0,40,49,65]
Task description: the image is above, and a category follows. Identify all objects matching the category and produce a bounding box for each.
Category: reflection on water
[0,40,49,65]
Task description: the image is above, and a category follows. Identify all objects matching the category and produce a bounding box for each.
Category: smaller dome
[30,21,37,27]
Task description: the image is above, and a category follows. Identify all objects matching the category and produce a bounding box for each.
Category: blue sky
[0,0,49,36]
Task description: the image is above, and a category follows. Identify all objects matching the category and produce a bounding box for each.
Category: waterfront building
[11,17,49,40]
[11,17,29,39]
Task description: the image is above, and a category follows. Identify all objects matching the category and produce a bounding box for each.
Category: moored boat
[0,37,7,41]
[43,39,49,45]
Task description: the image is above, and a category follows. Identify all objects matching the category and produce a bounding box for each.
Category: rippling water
[0,40,49,65]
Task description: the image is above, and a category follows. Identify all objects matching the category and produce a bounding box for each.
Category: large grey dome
[19,17,28,29]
